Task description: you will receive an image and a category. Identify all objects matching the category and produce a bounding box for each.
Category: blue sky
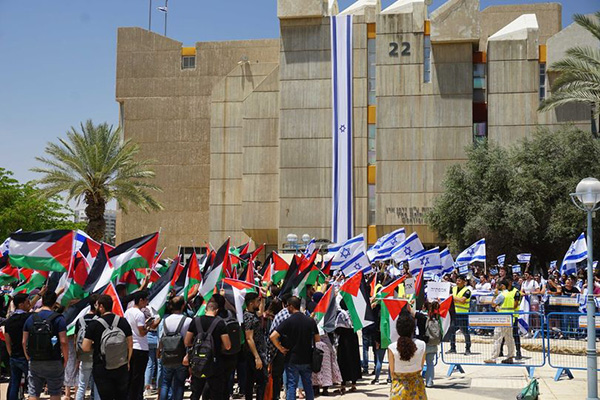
[0,0,596,185]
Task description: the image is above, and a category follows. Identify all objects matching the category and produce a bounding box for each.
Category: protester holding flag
[447,275,472,355]
[335,301,361,393]
[388,313,427,400]
[81,294,133,400]
[4,293,31,400]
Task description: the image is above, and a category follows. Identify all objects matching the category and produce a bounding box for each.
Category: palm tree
[539,12,600,134]
[32,120,163,241]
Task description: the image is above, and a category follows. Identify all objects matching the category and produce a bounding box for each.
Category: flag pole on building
[158,0,168,37]
[148,0,152,31]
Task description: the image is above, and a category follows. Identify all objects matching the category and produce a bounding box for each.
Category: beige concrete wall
[116,27,278,257]
[480,3,561,49]
[278,15,369,245]
[375,8,471,244]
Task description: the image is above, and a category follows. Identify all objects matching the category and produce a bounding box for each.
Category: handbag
[516,378,539,400]
[311,340,324,373]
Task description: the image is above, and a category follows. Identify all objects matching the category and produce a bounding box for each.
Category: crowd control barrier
[440,311,546,379]
[546,312,600,381]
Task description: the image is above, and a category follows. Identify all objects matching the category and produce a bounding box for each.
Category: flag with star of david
[408,247,441,277]
[367,228,406,262]
[390,232,424,263]
[560,233,587,276]
[342,250,372,277]
[456,238,486,265]
[326,234,366,271]
[440,247,455,276]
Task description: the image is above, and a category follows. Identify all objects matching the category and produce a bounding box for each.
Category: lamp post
[570,177,600,400]
[286,233,298,254]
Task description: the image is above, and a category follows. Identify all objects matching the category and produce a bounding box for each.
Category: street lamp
[287,233,298,253]
[570,177,600,400]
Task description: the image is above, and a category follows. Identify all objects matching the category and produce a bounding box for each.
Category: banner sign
[549,296,580,307]
[578,315,600,329]
[404,277,415,296]
[477,295,494,305]
[425,282,451,300]
[469,314,512,327]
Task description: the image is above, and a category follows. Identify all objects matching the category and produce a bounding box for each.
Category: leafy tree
[0,168,83,239]
[538,13,600,130]
[426,126,600,270]
[32,120,163,241]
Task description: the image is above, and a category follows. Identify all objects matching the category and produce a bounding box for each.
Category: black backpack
[189,318,220,378]
[221,310,241,355]
[159,315,187,368]
[28,312,60,361]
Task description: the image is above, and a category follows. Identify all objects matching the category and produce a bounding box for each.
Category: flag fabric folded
[327,234,366,271]
[74,230,101,267]
[0,260,19,285]
[391,232,424,263]
[456,238,486,265]
[497,254,506,266]
[313,286,338,333]
[9,230,74,273]
[183,252,202,302]
[109,232,158,280]
[103,282,125,317]
[367,228,406,262]
[379,275,407,299]
[560,233,587,276]
[148,257,179,317]
[439,296,455,341]
[222,278,256,324]
[61,253,89,306]
[269,252,289,285]
[196,239,229,316]
[303,238,316,257]
[83,244,113,293]
[440,247,455,276]
[339,271,374,332]
[380,298,408,348]
[13,270,49,293]
[518,294,530,335]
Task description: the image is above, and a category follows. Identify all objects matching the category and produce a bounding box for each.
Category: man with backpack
[4,293,31,400]
[158,296,191,400]
[184,297,231,400]
[212,293,242,399]
[74,294,100,400]
[81,294,133,400]
[243,292,267,400]
[21,291,68,400]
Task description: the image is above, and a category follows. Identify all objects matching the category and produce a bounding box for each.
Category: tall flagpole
[148,0,152,31]
[164,0,168,37]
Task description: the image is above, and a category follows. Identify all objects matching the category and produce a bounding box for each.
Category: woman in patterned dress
[388,312,427,400]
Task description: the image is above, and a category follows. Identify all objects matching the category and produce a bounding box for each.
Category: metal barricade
[440,311,545,378]
[546,311,600,381]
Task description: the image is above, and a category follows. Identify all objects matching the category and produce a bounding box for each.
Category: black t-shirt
[562,286,580,295]
[4,311,30,358]
[275,312,318,365]
[75,313,97,334]
[187,315,227,356]
[84,313,132,375]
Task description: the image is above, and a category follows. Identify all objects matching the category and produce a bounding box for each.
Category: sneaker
[426,382,434,388]
[465,349,472,355]
[446,349,457,354]
[386,378,392,384]
[484,359,496,364]
[501,357,514,364]
[371,379,379,385]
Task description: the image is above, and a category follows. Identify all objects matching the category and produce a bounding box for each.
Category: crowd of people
[0,259,599,400]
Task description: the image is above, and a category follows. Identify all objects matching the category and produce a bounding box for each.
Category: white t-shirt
[389,338,426,374]
[521,280,540,304]
[125,307,149,351]
[158,314,191,338]
[476,282,491,291]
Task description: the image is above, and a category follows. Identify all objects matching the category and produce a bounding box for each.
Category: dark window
[182,55,196,70]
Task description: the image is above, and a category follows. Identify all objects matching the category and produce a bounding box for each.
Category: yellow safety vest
[500,288,519,320]
[452,286,470,313]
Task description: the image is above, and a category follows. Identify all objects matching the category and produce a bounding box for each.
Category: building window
[368,184,376,226]
[424,36,431,83]
[539,63,546,103]
[182,55,196,70]
[367,38,376,105]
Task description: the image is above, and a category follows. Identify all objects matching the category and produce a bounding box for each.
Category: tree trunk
[84,192,106,242]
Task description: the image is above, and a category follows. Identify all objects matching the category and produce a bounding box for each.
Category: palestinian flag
[196,239,229,316]
[233,242,250,256]
[413,268,426,310]
[83,244,113,293]
[241,260,255,285]
[148,257,179,317]
[103,282,125,317]
[14,270,49,293]
[366,273,376,297]
[440,296,455,341]
[74,230,101,267]
[153,247,166,268]
[270,252,289,285]
[279,256,300,296]
[61,253,89,306]
[9,230,74,273]
[109,232,158,279]
[379,276,408,299]
[64,296,93,334]
[321,258,332,276]
[339,271,375,332]
[292,264,320,299]
[0,261,19,285]
[170,258,185,290]
[313,286,337,333]
[222,278,256,323]
[183,252,202,302]
[380,298,408,348]
[118,269,140,295]
[300,249,319,272]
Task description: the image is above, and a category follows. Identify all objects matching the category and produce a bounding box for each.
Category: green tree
[32,120,163,241]
[0,168,83,239]
[426,126,600,270]
[538,13,600,129]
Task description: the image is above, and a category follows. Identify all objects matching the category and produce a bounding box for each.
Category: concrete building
[115,0,592,257]
[75,209,117,244]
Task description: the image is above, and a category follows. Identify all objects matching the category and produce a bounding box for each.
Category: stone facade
[116,1,592,255]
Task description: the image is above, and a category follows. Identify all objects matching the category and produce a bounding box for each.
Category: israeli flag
[330,14,354,244]
[344,252,372,277]
[517,295,530,335]
[458,264,470,275]
[408,247,441,277]
[391,232,425,263]
[387,264,403,277]
[549,260,557,270]
[456,238,486,265]
[497,254,506,266]
[440,248,455,276]
[1,237,9,257]
[367,228,406,262]
[303,238,316,257]
[561,233,587,275]
[327,234,365,271]
[512,265,521,274]
[517,253,531,263]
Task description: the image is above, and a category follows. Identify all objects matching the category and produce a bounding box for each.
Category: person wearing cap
[447,275,472,355]
[484,279,515,364]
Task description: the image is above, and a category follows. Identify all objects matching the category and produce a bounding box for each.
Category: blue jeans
[361,334,372,371]
[75,361,100,400]
[159,365,188,400]
[373,348,386,380]
[425,346,437,386]
[145,331,159,387]
[285,364,314,400]
[8,356,28,400]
